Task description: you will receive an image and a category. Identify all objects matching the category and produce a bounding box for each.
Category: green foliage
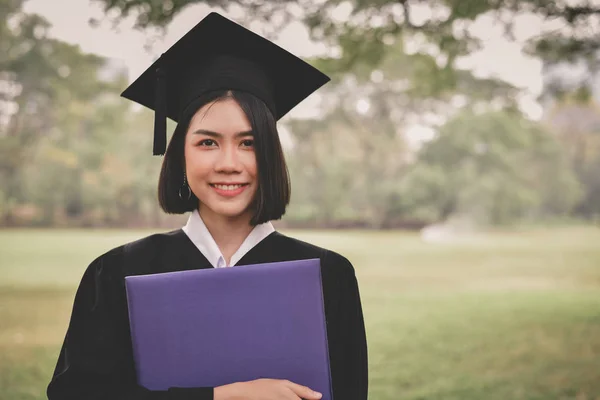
[0,0,170,227]
[402,110,581,225]
[0,0,121,224]
[2,0,599,228]
[286,96,408,228]
[285,93,583,228]
[92,0,600,88]
[544,96,600,219]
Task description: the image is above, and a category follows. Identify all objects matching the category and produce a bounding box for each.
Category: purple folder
[124,258,333,399]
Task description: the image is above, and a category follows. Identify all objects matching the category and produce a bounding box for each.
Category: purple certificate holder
[125,258,333,399]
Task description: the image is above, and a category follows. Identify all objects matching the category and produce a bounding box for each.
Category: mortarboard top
[120,12,331,155]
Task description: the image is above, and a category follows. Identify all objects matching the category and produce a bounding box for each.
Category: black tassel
[153,66,167,156]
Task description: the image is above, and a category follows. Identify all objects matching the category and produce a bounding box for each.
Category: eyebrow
[191,129,254,138]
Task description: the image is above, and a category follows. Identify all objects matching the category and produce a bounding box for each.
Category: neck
[198,208,254,266]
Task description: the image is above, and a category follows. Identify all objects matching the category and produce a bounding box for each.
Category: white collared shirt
[182,209,275,268]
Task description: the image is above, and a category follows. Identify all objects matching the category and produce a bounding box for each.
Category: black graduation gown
[47,230,368,400]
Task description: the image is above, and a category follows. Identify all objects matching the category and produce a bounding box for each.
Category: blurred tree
[286,97,408,228]
[283,34,518,228]
[397,110,581,226]
[92,0,600,93]
[89,0,596,227]
[543,93,600,219]
[286,106,581,227]
[2,0,593,228]
[0,0,125,225]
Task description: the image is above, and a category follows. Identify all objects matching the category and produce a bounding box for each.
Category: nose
[214,143,242,173]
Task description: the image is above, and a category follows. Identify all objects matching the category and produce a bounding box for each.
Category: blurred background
[1,0,600,399]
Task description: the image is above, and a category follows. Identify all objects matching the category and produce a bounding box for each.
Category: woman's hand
[214,378,323,400]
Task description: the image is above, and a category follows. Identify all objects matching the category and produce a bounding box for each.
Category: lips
[209,183,249,197]
[210,183,248,191]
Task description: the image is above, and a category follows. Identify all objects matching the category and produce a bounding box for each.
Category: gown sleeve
[46,248,214,400]
[324,252,369,400]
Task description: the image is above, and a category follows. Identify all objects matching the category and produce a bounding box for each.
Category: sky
[22,0,550,143]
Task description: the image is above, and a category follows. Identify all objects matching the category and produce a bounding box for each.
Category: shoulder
[85,229,184,277]
[121,229,183,259]
[271,232,356,277]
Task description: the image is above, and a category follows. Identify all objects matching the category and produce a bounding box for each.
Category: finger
[282,380,323,399]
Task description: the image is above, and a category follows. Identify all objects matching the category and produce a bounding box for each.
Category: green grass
[1,226,600,400]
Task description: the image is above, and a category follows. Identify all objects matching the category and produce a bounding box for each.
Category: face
[184,97,258,224]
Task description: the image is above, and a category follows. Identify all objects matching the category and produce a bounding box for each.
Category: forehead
[189,98,251,132]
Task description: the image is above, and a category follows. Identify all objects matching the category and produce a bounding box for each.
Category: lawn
[1,226,600,400]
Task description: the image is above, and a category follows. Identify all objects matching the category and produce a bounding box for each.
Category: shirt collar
[182,209,275,268]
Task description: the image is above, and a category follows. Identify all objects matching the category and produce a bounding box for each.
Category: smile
[210,184,248,191]
[209,183,249,197]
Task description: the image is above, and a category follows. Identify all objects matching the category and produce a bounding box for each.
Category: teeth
[213,184,244,191]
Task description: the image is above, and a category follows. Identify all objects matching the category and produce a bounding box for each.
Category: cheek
[185,155,211,182]
[244,153,258,178]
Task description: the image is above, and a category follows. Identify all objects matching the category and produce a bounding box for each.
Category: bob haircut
[158,89,291,226]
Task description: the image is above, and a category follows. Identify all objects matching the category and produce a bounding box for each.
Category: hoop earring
[179,171,192,201]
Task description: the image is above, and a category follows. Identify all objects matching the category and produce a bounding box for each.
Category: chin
[206,204,253,221]
[219,210,250,220]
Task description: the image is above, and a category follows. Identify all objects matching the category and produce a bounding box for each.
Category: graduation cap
[121,12,330,155]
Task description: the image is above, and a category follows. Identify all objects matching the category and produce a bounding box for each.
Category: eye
[241,139,254,148]
[197,139,217,147]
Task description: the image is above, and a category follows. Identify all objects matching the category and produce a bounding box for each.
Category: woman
[47,12,368,400]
